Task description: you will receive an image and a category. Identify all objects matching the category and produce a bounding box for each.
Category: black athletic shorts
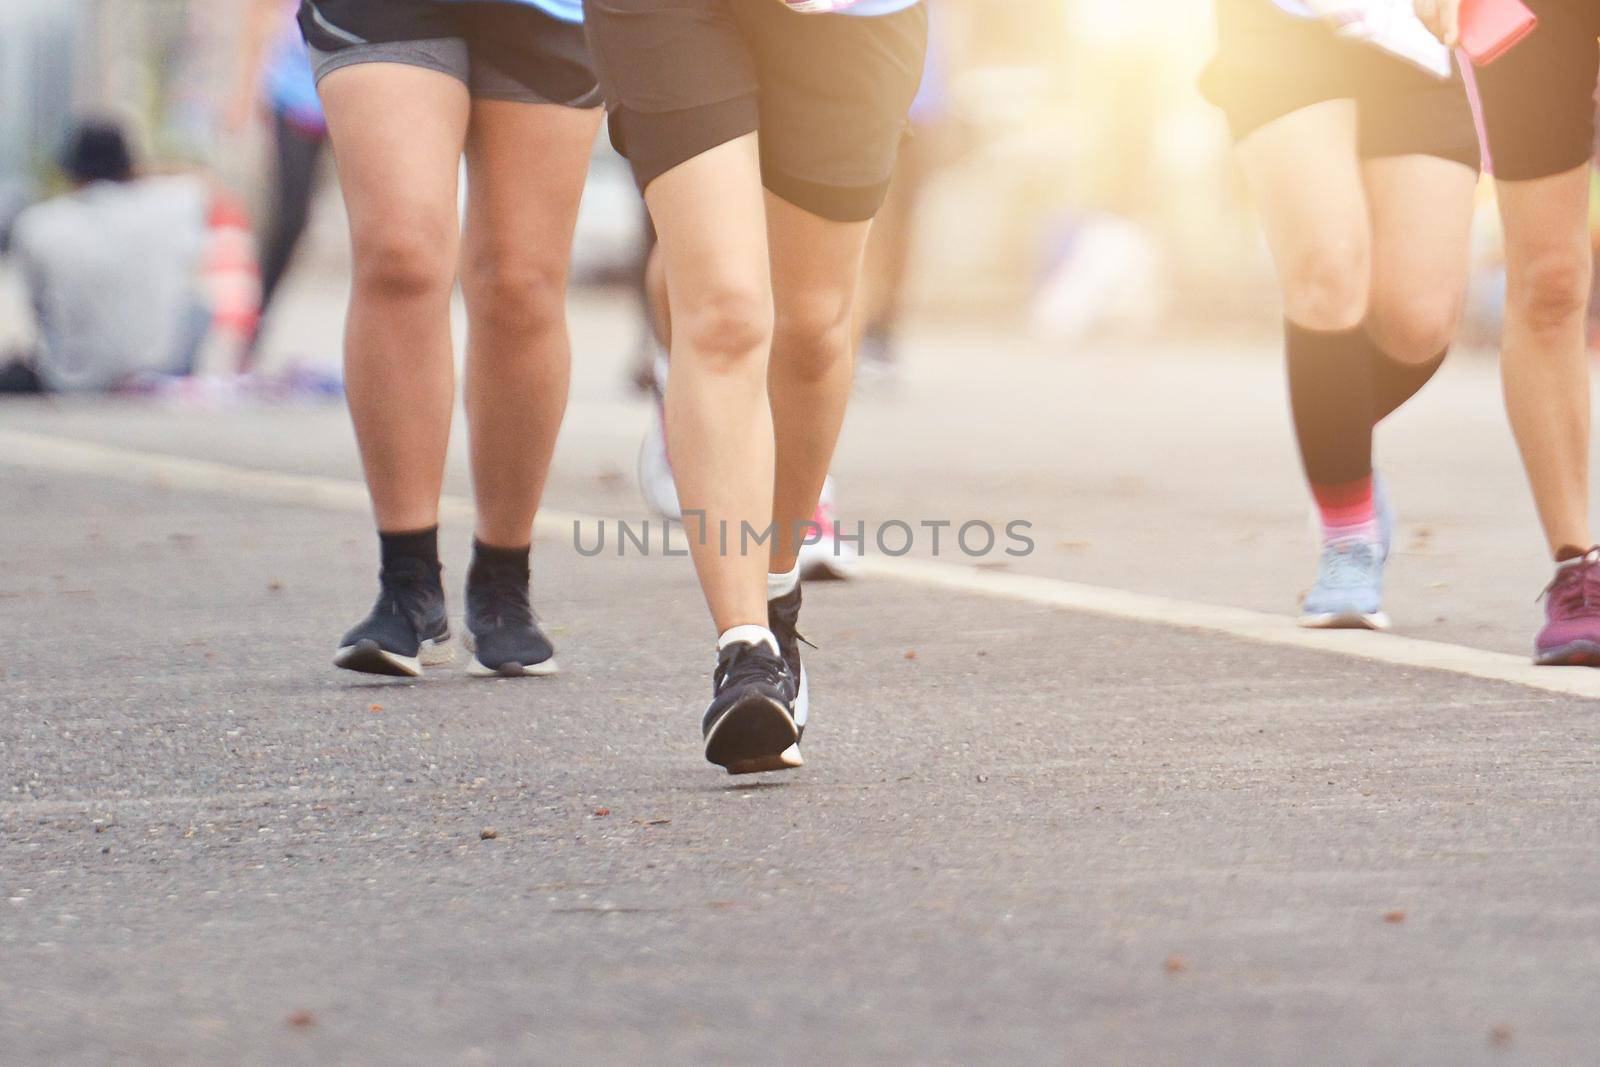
[1473,0,1600,182]
[1201,0,1481,171]
[298,1,601,108]
[581,0,928,222]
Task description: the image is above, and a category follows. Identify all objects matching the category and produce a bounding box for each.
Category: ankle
[718,624,778,656]
[766,563,800,601]
[471,538,530,565]
[380,525,441,572]
[1554,544,1594,564]
[468,540,530,589]
[1311,476,1378,543]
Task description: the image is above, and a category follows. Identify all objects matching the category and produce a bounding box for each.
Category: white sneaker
[798,477,859,581]
[637,355,682,520]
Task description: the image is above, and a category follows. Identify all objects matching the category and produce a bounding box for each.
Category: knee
[773,290,854,380]
[1510,252,1592,334]
[1281,244,1370,331]
[462,256,568,337]
[676,284,774,373]
[1368,292,1461,363]
[351,226,455,300]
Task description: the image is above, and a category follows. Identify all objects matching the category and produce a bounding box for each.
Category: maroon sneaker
[1536,548,1600,666]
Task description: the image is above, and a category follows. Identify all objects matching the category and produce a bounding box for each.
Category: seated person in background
[1,120,234,394]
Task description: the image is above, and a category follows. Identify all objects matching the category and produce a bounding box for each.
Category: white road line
[4,428,1598,701]
[0,428,585,530]
[859,556,1599,699]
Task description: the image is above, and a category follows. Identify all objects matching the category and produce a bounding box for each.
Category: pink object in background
[1459,0,1538,66]
[1458,53,1491,173]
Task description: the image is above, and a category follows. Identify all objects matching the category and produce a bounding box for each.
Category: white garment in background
[9,176,209,391]
[1275,0,1453,77]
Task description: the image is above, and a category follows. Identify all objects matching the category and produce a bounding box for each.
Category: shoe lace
[470,564,533,629]
[1540,547,1600,614]
[768,596,817,654]
[715,643,789,695]
[1319,539,1379,590]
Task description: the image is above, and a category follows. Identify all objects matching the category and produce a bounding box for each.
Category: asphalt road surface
[2,291,1597,1063]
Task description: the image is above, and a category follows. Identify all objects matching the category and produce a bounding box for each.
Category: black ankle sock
[379,526,440,571]
[1373,346,1447,424]
[470,538,530,579]
[1286,320,1375,486]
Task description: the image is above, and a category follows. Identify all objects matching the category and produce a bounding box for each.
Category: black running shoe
[334,558,452,678]
[767,585,812,768]
[702,640,799,775]
[464,558,557,678]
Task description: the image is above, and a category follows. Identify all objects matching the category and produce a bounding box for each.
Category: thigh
[1363,154,1477,312]
[461,98,602,276]
[644,133,772,318]
[1474,2,1600,182]
[316,61,470,250]
[767,190,873,331]
[736,2,927,223]
[1234,99,1370,291]
[1497,164,1594,277]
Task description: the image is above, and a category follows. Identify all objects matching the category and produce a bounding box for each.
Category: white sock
[717,624,778,657]
[767,563,800,601]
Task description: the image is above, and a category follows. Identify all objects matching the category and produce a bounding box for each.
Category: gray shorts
[302,0,601,108]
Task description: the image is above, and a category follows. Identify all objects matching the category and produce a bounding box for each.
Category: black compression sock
[1372,346,1447,424]
[379,526,440,571]
[469,539,530,581]
[1285,320,1375,486]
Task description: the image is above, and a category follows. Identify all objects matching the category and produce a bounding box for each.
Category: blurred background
[0,0,1596,394]
[0,0,1256,388]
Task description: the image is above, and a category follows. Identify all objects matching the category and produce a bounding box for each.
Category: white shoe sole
[334,635,453,678]
[466,657,560,678]
[723,743,805,776]
[1299,611,1391,632]
[753,743,806,772]
[705,692,800,776]
[462,632,559,678]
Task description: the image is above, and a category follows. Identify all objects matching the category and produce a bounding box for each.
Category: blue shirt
[908,3,946,122]
[263,18,325,127]
[846,0,921,14]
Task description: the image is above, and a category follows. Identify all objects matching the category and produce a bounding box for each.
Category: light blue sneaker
[1299,473,1394,631]
[1374,472,1394,562]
